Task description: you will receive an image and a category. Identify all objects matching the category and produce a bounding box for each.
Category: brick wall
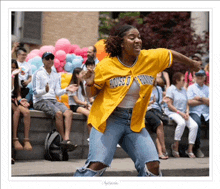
[42,12,99,48]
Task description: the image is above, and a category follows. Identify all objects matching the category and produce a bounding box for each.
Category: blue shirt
[187,83,209,121]
[165,85,188,115]
[150,86,163,111]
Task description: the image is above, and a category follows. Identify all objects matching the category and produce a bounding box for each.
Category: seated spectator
[11,59,32,151]
[80,57,96,103]
[165,72,198,158]
[68,67,92,134]
[204,63,209,86]
[16,47,33,106]
[156,71,170,97]
[184,53,203,89]
[145,80,168,160]
[32,52,79,151]
[187,69,209,158]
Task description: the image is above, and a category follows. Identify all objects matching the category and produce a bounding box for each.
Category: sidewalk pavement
[11,157,209,177]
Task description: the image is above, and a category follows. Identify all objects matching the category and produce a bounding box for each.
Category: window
[11,11,15,35]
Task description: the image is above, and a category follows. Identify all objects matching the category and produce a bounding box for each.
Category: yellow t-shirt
[88,48,173,133]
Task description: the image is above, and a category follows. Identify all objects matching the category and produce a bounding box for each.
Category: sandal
[159,154,168,160]
[13,138,23,150]
[171,144,180,158]
[23,138,33,151]
[60,140,78,152]
[185,150,196,158]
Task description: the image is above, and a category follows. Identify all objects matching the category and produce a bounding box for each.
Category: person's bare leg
[12,104,23,150]
[188,144,194,153]
[146,161,160,175]
[88,162,107,171]
[63,110,73,140]
[19,105,30,138]
[55,111,65,139]
[19,105,32,150]
[156,138,164,157]
[77,107,91,134]
[156,122,167,155]
[12,104,20,139]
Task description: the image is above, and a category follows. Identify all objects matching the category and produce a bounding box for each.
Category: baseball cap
[195,69,206,76]
[42,52,54,59]
[192,53,202,60]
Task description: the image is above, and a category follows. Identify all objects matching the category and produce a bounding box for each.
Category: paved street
[12,157,209,177]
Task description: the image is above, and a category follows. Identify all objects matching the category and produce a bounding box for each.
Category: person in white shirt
[32,52,79,151]
[68,67,92,134]
[16,48,33,104]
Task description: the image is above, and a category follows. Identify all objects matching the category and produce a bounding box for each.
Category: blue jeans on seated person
[74,107,160,177]
[190,113,209,150]
[25,83,33,103]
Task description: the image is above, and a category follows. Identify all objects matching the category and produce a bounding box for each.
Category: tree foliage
[99,12,209,78]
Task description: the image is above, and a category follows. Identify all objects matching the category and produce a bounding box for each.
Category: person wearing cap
[187,69,209,158]
[32,52,79,151]
[184,53,203,89]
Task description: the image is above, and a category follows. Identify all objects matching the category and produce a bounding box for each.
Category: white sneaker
[117,144,121,148]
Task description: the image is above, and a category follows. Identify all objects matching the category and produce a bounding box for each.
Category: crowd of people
[11,24,209,177]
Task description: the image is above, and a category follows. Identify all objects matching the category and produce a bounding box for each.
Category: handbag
[150,108,169,125]
[151,86,170,125]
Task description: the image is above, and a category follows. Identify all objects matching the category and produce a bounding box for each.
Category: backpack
[44,129,69,161]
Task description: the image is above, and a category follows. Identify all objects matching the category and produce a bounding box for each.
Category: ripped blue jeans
[74,107,160,176]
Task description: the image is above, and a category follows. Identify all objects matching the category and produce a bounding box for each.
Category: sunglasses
[45,56,54,61]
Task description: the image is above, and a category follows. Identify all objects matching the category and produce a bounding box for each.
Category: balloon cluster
[25,38,88,74]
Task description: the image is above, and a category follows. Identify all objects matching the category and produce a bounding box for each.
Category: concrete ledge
[14,110,209,160]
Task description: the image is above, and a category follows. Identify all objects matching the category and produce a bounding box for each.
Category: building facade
[11,11,99,57]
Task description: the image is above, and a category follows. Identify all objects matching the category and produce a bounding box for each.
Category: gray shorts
[33,99,69,118]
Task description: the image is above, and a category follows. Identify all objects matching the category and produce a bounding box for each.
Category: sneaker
[117,144,121,148]
[196,148,205,158]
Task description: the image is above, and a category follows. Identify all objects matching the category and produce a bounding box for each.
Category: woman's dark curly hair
[105,24,136,57]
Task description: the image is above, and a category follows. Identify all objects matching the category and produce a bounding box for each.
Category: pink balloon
[55,38,71,54]
[54,58,60,68]
[26,53,38,62]
[70,44,80,54]
[74,48,83,56]
[57,67,64,72]
[55,50,66,61]
[81,47,88,58]
[30,49,40,56]
[39,45,55,57]
[83,57,87,64]
[60,60,66,67]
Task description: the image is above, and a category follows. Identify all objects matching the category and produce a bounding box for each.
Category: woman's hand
[185,113,189,120]
[12,68,21,76]
[20,98,30,108]
[83,68,95,85]
[179,111,189,120]
[67,84,78,93]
